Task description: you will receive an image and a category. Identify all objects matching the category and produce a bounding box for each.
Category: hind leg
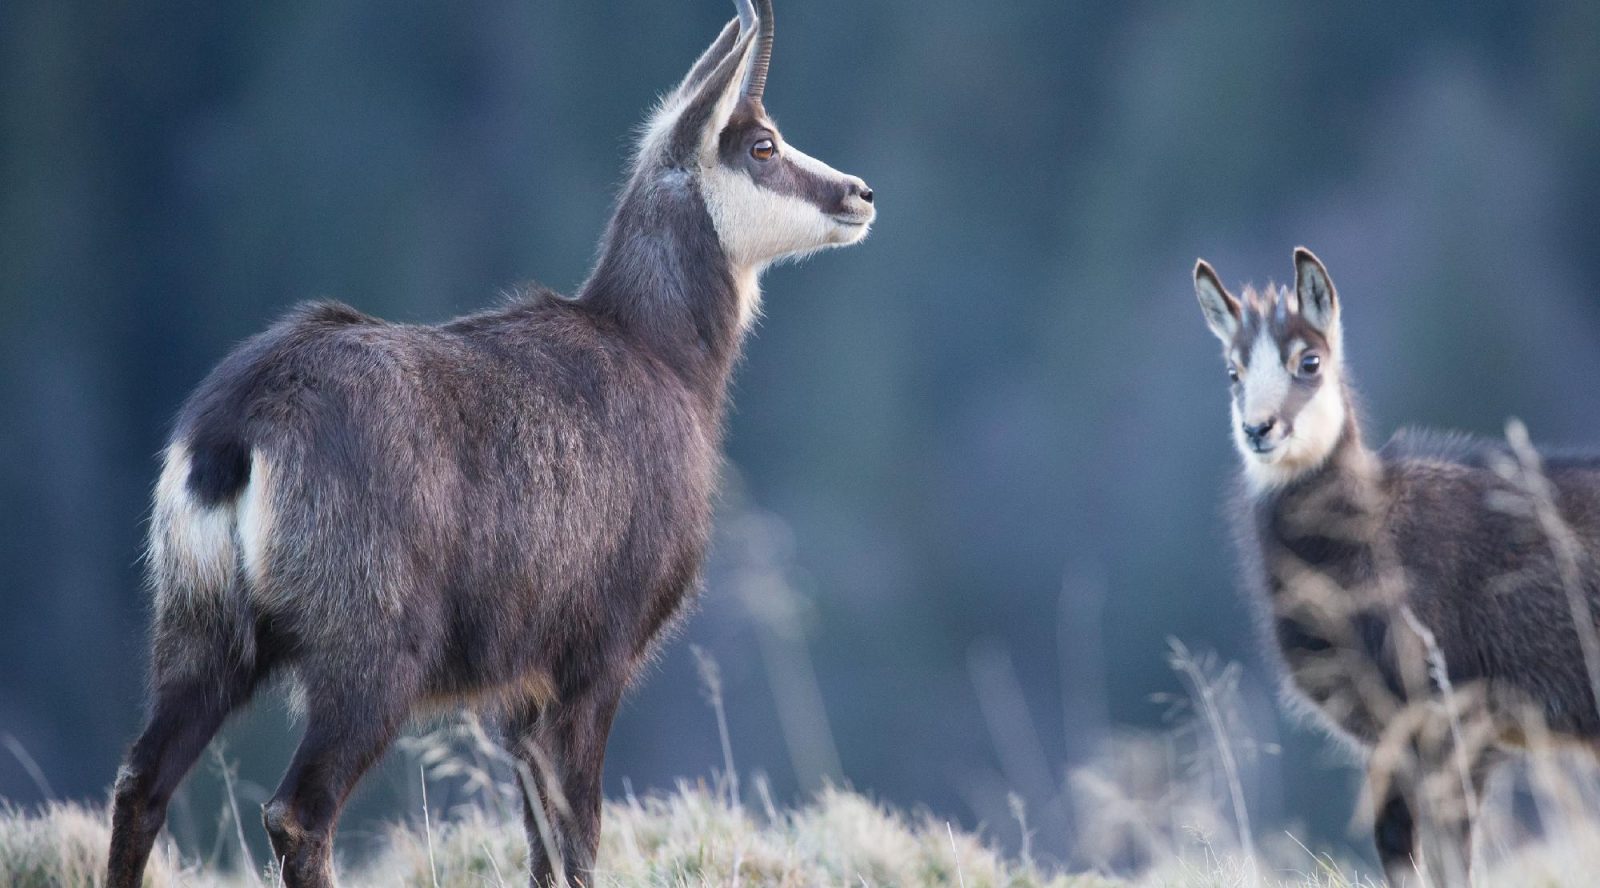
[263,671,419,888]
[509,683,623,887]
[108,656,271,888]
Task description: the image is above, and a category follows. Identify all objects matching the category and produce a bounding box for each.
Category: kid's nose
[1242,418,1277,444]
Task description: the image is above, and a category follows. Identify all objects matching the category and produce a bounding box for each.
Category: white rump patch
[237,450,276,589]
[149,442,237,604]
[148,442,279,605]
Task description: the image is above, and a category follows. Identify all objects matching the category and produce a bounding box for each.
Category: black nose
[1243,419,1277,444]
[855,184,874,204]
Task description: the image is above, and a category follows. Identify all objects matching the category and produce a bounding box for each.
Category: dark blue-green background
[4,0,1599,873]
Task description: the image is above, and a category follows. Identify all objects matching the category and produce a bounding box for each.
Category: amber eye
[750,138,777,161]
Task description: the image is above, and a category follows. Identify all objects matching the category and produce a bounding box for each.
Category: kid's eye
[1299,354,1322,377]
[1227,366,1240,383]
[751,139,777,161]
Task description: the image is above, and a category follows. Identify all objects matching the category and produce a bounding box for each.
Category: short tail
[146,438,259,680]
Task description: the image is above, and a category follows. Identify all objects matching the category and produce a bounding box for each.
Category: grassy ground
[0,781,1297,888]
[9,769,1600,886]
[10,638,1600,886]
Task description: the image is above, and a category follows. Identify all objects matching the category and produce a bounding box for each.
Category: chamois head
[1194,248,1348,490]
[625,0,875,326]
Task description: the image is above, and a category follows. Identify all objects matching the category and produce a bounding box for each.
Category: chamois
[106,2,875,885]
[1194,249,1600,886]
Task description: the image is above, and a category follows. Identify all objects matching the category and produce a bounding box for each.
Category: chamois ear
[1194,259,1241,344]
[669,18,743,104]
[666,26,757,166]
[1294,247,1338,334]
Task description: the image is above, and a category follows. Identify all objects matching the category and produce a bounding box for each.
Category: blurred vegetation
[3,0,1599,875]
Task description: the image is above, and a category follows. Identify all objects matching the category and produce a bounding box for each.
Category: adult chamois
[106,2,874,885]
[1193,249,1600,886]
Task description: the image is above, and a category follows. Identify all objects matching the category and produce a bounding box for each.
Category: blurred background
[4,0,1600,875]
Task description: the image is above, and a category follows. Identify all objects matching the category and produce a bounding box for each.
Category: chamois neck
[576,180,749,406]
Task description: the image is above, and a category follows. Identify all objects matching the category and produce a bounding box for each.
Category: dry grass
[0,784,1120,888]
[0,801,231,888]
[11,692,1600,888]
[10,632,1600,887]
[5,772,1600,888]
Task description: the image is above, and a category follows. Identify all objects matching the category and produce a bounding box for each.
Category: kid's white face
[1228,327,1347,491]
[1197,255,1347,493]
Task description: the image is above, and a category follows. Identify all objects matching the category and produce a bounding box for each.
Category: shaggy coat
[1196,250,1600,886]
[106,2,874,886]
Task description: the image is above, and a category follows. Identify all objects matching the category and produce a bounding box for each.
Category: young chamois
[1194,249,1600,886]
[106,2,874,885]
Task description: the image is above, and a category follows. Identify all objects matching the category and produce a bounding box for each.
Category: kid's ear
[1194,259,1241,344]
[1294,247,1339,334]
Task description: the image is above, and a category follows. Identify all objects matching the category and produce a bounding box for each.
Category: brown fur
[105,3,872,886]
[1198,250,1600,886]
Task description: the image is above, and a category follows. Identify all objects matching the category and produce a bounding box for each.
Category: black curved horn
[735,0,774,101]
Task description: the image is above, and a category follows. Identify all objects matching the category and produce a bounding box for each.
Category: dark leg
[262,677,416,888]
[107,665,268,888]
[1374,782,1418,887]
[1381,735,1492,888]
[510,687,623,887]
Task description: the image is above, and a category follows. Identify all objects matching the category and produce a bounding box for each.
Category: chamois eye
[1299,353,1322,377]
[750,139,777,161]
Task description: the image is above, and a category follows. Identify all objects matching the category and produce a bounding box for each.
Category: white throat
[733,265,763,334]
